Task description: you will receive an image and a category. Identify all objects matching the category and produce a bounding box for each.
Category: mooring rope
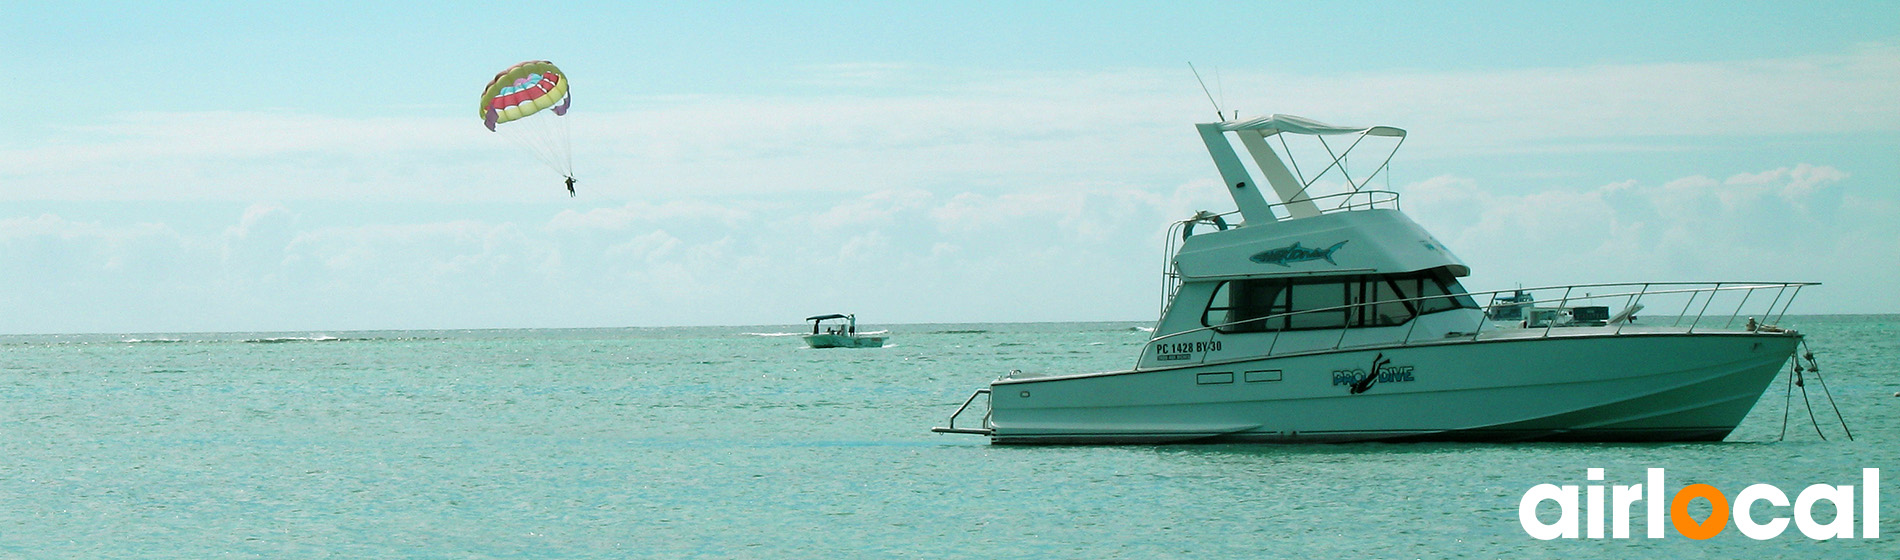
[1779,356,1795,442]
[1794,354,1827,440]
[1801,339,1854,441]
[1778,338,1855,442]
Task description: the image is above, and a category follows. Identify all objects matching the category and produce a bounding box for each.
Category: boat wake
[243,336,345,344]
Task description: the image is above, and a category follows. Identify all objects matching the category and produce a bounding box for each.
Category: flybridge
[1196,114,1406,225]
[933,111,1825,446]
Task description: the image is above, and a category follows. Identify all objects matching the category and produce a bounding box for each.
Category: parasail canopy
[480,60,574,183]
[480,60,571,130]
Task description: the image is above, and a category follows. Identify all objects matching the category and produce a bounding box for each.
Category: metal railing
[930,388,993,435]
[1138,281,1817,370]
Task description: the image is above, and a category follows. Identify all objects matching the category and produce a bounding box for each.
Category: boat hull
[804,334,887,349]
[986,332,1799,444]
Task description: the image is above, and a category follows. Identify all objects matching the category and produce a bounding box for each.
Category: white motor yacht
[803,314,888,349]
[934,114,1815,444]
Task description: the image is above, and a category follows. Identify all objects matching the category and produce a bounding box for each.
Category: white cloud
[1407,164,1880,312]
[547,200,752,232]
[605,229,683,264]
[11,45,1893,204]
[0,214,197,276]
[2,45,1898,331]
[1265,44,1900,156]
[227,202,292,239]
[1,155,1887,334]
[808,189,934,232]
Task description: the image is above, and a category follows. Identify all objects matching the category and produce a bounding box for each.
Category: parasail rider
[564,176,576,197]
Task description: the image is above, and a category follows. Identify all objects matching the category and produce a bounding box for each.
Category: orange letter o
[1670,483,1730,540]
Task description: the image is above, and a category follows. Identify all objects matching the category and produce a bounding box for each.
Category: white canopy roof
[1215,114,1405,138]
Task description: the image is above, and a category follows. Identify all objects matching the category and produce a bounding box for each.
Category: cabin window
[1286,281,1349,329]
[1359,276,1413,327]
[1409,268,1476,315]
[1204,280,1288,333]
[1202,268,1477,333]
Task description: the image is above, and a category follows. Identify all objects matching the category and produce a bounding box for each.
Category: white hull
[930,113,1819,446]
[804,334,887,349]
[986,332,1799,444]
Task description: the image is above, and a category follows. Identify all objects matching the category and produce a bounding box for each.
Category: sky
[3,1,1898,334]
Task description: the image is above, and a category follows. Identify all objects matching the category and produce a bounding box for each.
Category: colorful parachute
[480,60,574,184]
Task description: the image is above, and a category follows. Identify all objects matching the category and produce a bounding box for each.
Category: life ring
[1183,214,1229,240]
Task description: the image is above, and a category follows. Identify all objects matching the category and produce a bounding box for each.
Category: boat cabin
[1139,115,1488,368]
[807,313,860,336]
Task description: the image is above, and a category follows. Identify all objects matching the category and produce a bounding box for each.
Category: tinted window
[1202,268,1476,333]
[1204,280,1288,333]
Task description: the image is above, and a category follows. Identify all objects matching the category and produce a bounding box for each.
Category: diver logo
[1519,468,1881,540]
[1249,240,1348,267]
[1333,353,1414,394]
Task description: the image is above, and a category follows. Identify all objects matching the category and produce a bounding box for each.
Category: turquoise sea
[2,316,1895,558]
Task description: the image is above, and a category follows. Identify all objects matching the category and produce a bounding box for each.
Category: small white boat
[803,314,887,349]
[934,113,1816,444]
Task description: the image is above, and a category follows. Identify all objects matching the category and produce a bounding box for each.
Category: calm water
[1,317,1895,558]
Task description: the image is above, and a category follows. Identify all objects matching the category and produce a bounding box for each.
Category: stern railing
[931,388,993,435]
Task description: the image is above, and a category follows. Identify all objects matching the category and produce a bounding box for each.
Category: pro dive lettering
[1333,353,1415,393]
[1249,240,1348,267]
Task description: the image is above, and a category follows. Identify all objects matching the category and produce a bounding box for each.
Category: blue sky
[3,2,1897,334]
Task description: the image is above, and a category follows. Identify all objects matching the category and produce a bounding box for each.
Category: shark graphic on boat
[1249,240,1348,267]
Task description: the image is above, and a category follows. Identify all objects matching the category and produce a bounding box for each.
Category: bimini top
[1196,114,1408,225]
[806,314,850,322]
[1214,114,1405,138]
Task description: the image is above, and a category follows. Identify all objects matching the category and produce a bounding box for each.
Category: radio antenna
[1188,62,1224,120]
[1215,65,1226,116]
